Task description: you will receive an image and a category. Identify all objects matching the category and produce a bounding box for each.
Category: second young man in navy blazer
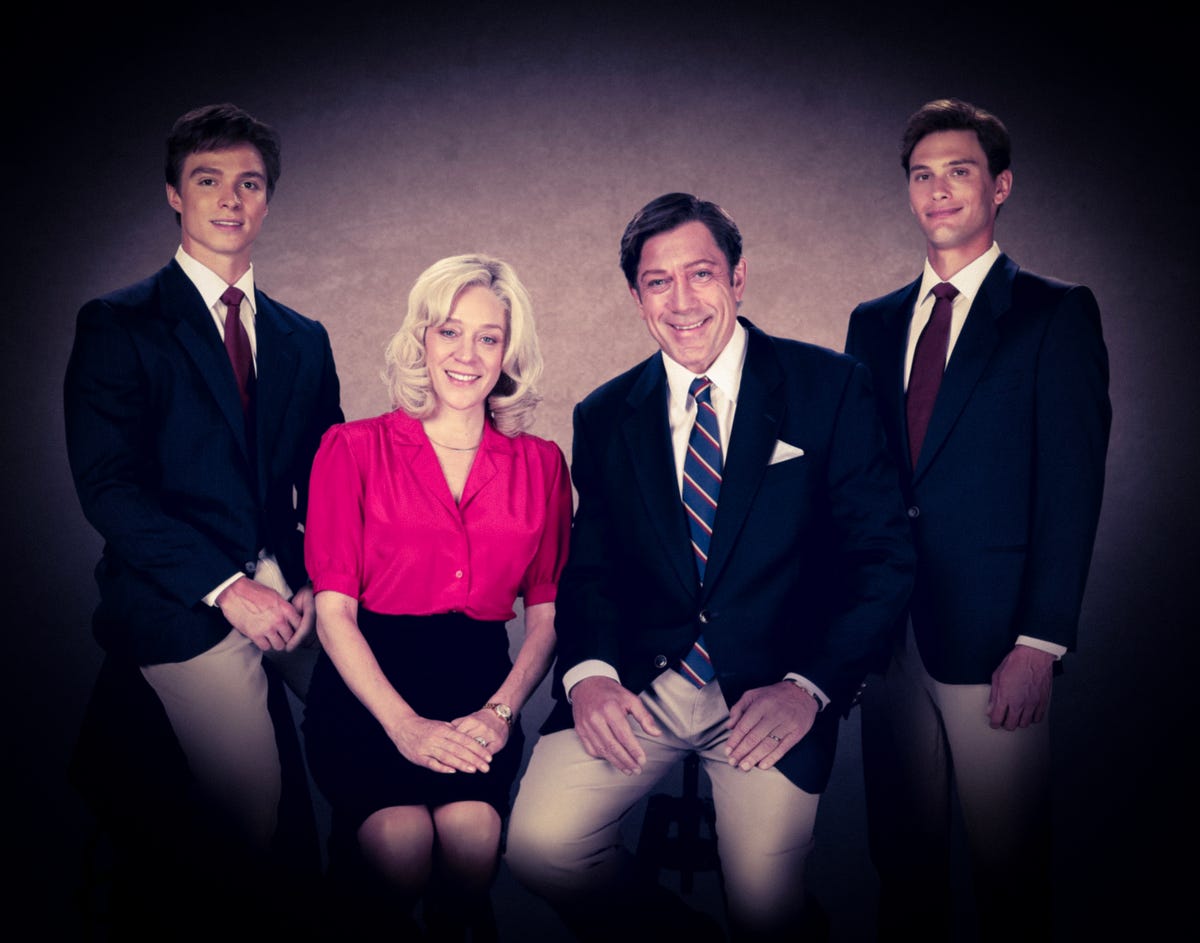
[845,99,1111,940]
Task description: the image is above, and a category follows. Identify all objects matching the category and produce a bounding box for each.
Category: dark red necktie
[906,282,958,468]
[220,286,253,415]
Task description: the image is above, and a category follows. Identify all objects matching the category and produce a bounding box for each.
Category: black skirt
[302,609,524,833]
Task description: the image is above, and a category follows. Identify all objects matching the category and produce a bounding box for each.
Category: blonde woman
[302,255,570,937]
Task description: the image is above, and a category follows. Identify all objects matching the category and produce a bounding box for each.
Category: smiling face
[631,220,746,375]
[166,143,269,282]
[425,284,507,419]
[907,129,1012,277]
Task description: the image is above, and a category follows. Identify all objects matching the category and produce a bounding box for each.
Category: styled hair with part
[619,192,743,290]
[900,98,1011,178]
[383,254,543,436]
[165,103,282,225]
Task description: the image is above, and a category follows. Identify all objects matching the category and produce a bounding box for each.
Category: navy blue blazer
[545,319,914,793]
[845,255,1111,685]
[64,260,343,665]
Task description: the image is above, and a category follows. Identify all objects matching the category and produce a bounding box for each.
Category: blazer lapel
[702,322,783,594]
[166,262,251,460]
[881,281,920,485]
[913,256,1013,482]
[621,356,698,599]
[252,294,301,498]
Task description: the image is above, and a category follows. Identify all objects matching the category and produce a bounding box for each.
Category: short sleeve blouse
[305,411,571,621]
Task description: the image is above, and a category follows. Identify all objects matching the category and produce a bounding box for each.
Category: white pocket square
[768,440,805,464]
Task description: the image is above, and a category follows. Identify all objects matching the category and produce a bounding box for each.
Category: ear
[993,169,1013,207]
[629,284,645,317]
[731,257,747,302]
[166,183,182,213]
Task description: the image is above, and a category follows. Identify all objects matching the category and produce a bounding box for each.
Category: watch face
[495,704,512,719]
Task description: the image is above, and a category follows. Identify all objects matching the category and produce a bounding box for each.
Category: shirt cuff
[204,572,244,607]
[1015,636,1067,659]
[784,673,829,710]
[563,660,620,702]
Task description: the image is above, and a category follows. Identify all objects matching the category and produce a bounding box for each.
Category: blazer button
[698,610,710,624]
[653,655,669,669]
[906,506,920,519]
[243,560,258,575]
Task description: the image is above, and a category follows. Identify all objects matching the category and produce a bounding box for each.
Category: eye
[198,177,216,186]
[645,278,667,292]
[240,180,260,190]
[438,328,457,339]
[480,335,500,346]
[692,270,712,281]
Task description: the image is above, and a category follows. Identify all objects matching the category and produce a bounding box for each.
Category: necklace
[427,434,481,452]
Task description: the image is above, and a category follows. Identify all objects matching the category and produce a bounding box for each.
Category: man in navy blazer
[508,193,914,940]
[64,104,342,926]
[845,99,1111,940]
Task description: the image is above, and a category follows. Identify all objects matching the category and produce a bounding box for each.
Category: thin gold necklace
[427,434,481,452]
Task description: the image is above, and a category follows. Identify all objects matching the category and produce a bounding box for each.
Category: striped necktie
[679,376,721,687]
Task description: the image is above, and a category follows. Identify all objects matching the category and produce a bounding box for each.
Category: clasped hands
[217,579,317,652]
[385,708,511,775]
[570,676,818,776]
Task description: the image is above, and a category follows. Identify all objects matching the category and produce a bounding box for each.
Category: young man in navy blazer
[65,104,342,928]
[845,99,1111,940]
[507,193,914,941]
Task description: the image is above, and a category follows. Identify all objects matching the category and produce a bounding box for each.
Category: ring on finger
[766,733,783,743]
[473,736,489,747]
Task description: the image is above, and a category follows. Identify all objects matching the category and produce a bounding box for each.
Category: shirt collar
[661,320,748,408]
[918,241,1000,309]
[175,245,257,315]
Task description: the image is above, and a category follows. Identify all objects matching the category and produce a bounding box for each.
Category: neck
[183,243,252,286]
[423,408,486,448]
[926,238,992,283]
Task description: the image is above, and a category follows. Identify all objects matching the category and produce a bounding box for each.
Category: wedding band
[473,736,489,747]
[766,733,782,743]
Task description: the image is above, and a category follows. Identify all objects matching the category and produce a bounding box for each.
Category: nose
[451,334,476,362]
[931,174,951,200]
[669,276,697,312]
[219,184,242,208]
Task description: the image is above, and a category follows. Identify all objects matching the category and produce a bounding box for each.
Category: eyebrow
[910,157,979,173]
[187,165,267,181]
[442,317,506,332]
[639,258,723,279]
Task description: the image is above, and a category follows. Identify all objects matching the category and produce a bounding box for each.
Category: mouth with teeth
[445,370,482,383]
[670,316,711,333]
[212,219,244,229]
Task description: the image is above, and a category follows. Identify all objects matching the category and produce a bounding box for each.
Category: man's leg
[933,670,1052,942]
[141,628,281,849]
[700,735,820,939]
[861,629,954,939]
[507,671,723,940]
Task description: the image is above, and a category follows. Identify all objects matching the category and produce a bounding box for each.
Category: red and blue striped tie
[679,377,721,687]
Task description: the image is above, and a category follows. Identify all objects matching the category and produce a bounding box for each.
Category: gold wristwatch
[485,702,513,727]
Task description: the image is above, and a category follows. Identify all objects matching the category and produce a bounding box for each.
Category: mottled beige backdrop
[6,3,1194,939]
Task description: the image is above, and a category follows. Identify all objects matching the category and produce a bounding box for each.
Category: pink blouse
[305,410,571,621]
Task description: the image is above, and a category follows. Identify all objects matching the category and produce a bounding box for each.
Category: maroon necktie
[906,282,958,468]
[220,286,253,415]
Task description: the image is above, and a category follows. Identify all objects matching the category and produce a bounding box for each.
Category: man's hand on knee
[569,676,661,776]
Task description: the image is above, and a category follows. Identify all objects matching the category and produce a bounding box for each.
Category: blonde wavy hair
[383,254,543,436]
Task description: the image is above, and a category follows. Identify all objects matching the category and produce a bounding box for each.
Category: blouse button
[455,570,464,579]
